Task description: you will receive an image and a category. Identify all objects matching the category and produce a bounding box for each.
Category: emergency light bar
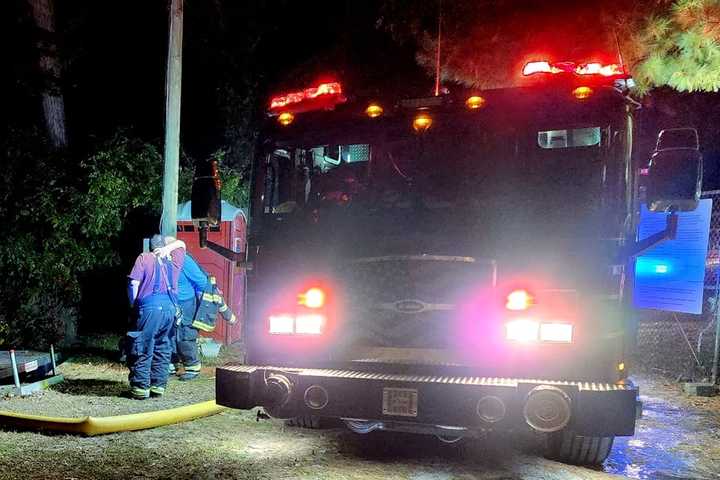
[522,60,626,78]
[575,62,625,76]
[269,82,345,112]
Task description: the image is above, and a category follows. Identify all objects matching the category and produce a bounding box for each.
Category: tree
[28,0,68,149]
[622,0,720,93]
[378,0,720,93]
[183,0,274,170]
[0,130,250,348]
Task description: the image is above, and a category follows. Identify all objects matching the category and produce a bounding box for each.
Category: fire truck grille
[340,256,496,349]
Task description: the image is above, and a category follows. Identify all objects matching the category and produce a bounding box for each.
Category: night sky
[2,1,717,168]
[1,1,426,158]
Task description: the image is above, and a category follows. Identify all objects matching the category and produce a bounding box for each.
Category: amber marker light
[572,86,593,100]
[365,103,384,118]
[298,287,326,309]
[506,289,534,311]
[278,112,295,126]
[465,95,486,110]
[412,112,433,132]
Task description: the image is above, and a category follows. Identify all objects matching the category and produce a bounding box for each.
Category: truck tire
[284,415,322,429]
[545,431,614,465]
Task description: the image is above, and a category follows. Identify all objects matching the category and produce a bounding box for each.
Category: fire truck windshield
[263,120,608,223]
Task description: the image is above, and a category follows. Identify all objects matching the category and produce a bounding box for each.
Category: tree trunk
[28,0,68,149]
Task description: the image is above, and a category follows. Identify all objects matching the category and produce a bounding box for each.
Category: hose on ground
[0,400,225,436]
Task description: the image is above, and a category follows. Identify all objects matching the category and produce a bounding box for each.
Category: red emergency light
[523,61,570,75]
[575,62,625,77]
[269,82,346,113]
[523,60,626,78]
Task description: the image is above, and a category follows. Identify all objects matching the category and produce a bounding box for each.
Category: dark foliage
[1,0,347,348]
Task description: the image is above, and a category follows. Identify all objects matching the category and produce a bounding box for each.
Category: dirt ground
[0,355,719,480]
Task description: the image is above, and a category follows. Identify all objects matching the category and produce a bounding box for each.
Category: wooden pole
[161,0,184,236]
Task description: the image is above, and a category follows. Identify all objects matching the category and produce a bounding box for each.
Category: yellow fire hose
[0,400,225,436]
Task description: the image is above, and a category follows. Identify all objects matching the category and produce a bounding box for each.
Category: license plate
[382,387,418,417]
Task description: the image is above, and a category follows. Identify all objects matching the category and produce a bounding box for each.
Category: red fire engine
[192,59,702,465]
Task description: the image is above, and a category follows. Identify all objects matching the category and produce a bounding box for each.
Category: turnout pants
[127,295,175,395]
[170,297,201,374]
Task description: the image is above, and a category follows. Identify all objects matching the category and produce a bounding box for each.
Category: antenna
[614,30,625,69]
[434,0,443,96]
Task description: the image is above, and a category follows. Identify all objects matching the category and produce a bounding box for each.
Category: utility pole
[161,0,183,236]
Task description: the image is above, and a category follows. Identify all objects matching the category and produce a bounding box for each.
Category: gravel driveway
[0,357,717,479]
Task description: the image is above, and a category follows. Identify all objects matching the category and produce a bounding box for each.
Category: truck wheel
[284,415,322,429]
[545,431,614,465]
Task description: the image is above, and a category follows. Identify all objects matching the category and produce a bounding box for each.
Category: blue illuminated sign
[633,199,712,314]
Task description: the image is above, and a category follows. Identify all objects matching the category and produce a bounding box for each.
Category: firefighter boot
[149,385,166,397]
[130,386,150,400]
[179,363,201,381]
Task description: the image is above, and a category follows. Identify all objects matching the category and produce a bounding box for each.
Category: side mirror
[646,128,702,212]
[191,160,222,247]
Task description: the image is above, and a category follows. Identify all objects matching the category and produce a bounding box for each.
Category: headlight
[505,318,540,342]
[269,313,326,335]
[505,319,573,343]
[539,323,573,343]
[295,314,325,335]
[269,315,295,335]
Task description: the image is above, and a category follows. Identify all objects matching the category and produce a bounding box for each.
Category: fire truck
[192,59,702,465]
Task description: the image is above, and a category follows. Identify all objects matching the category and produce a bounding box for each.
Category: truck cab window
[311,144,370,172]
[538,127,601,149]
[263,144,371,213]
[307,144,370,205]
[264,149,298,213]
[264,145,371,212]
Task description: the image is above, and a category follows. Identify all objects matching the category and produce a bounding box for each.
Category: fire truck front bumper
[216,365,639,437]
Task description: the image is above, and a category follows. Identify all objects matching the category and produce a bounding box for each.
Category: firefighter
[168,251,208,380]
[177,275,237,381]
[125,235,185,399]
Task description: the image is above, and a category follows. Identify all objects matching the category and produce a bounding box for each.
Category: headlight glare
[505,318,540,342]
[295,314,325,335]
[269,314,295,334]
[505,319,573,343]
[539,323,573,343]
